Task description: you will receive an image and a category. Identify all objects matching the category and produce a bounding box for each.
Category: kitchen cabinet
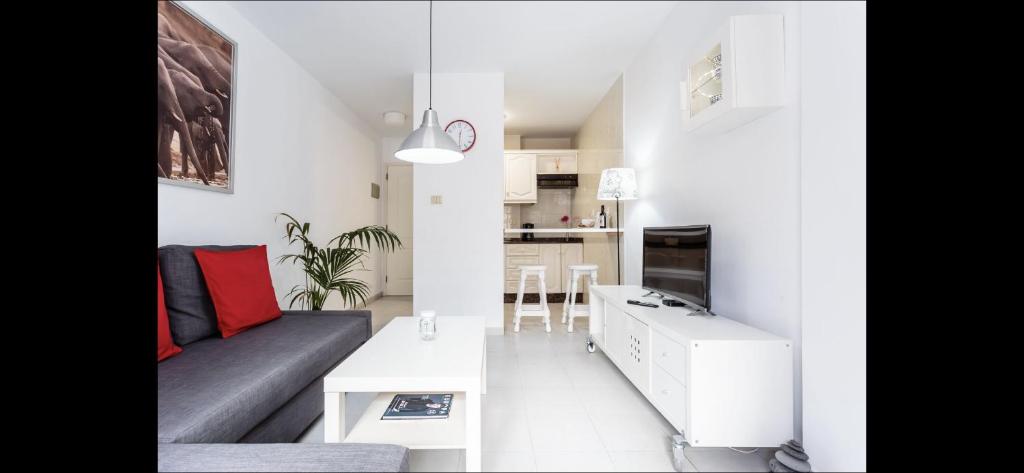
[504,153,537,203]
[539,245,561,293]
[504,242,583,294]
[536,151,578,174]
[559,243,583,295]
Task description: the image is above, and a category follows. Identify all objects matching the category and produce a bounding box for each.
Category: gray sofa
[157,244,408,472]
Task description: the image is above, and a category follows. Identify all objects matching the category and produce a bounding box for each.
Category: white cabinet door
[505,154,537,203]
[623,314,651,393]
[604,304,626,365]
[539,245,561,293]
[536,152,578,174]
[559,243,583,295]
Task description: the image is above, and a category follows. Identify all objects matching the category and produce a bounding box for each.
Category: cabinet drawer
[506,255,540,266]
[505,280,540,293]
[506,244,540,256]
[652,330,687,385]
[651,365,687,432]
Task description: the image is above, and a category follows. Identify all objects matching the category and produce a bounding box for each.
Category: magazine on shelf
[381,393,453,420]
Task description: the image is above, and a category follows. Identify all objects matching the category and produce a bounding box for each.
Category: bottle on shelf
[599,205,607,228]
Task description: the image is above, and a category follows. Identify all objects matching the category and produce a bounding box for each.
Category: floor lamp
[597,168,638,285]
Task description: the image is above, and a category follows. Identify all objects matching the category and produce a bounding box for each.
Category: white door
[385,165,413,295]
[505,154,537,202]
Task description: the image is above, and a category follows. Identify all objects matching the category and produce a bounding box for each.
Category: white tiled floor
[298,297,770,472]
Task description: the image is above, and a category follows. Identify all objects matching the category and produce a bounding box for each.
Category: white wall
[412,73,505,329]
[158,1,383,310]
[800,2,866,470]
[574,76,624,289]
[504,134,522,150]
[624,2,866,469]
[624,0,804,438]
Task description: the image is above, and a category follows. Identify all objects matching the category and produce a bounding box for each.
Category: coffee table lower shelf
[343,392,467,450]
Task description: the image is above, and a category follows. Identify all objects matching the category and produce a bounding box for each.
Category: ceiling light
[394,0,464,164]
[383,111,406,125]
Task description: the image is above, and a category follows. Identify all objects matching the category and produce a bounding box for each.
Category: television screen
[642,225,711,310]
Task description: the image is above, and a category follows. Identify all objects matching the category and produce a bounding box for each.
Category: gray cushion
[158,443,409,472]
[158,244,255,345]
[238,375,325,443]
[158,312,370,443]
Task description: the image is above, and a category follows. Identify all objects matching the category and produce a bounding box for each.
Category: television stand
[642,291,663,298]
[585,284,793,447]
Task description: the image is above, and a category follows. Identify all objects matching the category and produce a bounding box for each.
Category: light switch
[431,195,443,205]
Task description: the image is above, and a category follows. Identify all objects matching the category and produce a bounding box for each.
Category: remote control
[627,299,659,308]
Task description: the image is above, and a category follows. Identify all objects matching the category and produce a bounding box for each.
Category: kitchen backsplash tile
[520,189,572,228]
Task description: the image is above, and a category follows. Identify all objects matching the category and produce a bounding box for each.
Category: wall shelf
[680,14,786,134]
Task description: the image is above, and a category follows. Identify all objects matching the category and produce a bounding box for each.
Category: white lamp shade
[597,168,638,200]
[394,109,465,164]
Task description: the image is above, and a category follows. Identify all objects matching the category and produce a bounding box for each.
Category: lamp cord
[428,0,432,109]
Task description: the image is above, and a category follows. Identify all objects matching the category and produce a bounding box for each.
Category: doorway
[385,165,413,295]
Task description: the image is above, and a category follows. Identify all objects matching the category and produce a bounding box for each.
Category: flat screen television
[642,225,711,311]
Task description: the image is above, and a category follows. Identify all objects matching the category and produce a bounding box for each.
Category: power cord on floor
[728,447,759,454]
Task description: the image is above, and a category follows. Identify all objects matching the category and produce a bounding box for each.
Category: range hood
[537,173,578,189]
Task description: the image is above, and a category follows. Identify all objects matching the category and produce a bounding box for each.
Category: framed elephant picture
[158,1,236,193]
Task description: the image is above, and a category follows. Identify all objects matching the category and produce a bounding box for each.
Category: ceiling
[232,1,677,138]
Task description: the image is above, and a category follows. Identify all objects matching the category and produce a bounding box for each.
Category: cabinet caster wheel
[587,341,596,353]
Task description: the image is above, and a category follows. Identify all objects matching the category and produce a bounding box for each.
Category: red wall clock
[444,119,476,152]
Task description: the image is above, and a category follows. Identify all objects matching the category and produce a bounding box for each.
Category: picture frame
[157,0,238,194]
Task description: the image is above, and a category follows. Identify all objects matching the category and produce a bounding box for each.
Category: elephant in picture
[197,44,232,144]
[158,45,202,89]
[157,12,180,41]
[167,68,224,119]
[189,116,230,179]
[199,115,229,176]
[158,57,208,184]
[159,37,231,99]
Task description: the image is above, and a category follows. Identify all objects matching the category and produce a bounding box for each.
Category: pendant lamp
[394,0,464,164]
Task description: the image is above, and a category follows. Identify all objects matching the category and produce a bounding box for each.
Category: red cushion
[158,263,183,362]
[193,245,282,338]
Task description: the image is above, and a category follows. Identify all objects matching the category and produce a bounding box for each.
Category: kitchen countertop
[504,237,583,244]
[504,228,621,233]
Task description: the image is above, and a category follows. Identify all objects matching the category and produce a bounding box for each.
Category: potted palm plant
[276,213,402,310]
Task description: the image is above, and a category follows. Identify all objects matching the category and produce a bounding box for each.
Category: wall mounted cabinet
[504,150,579,203]
[504,153,537,203]
[680,14,785,134]
[536,151,578,174]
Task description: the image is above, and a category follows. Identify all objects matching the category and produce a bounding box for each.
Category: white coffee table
[323,316,486,472]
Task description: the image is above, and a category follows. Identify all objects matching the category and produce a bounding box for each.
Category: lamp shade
[597,168,638,200]
[394,109,464,164]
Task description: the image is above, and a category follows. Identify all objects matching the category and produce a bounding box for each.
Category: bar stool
[513,265,551,333]
[562,264,598,333]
